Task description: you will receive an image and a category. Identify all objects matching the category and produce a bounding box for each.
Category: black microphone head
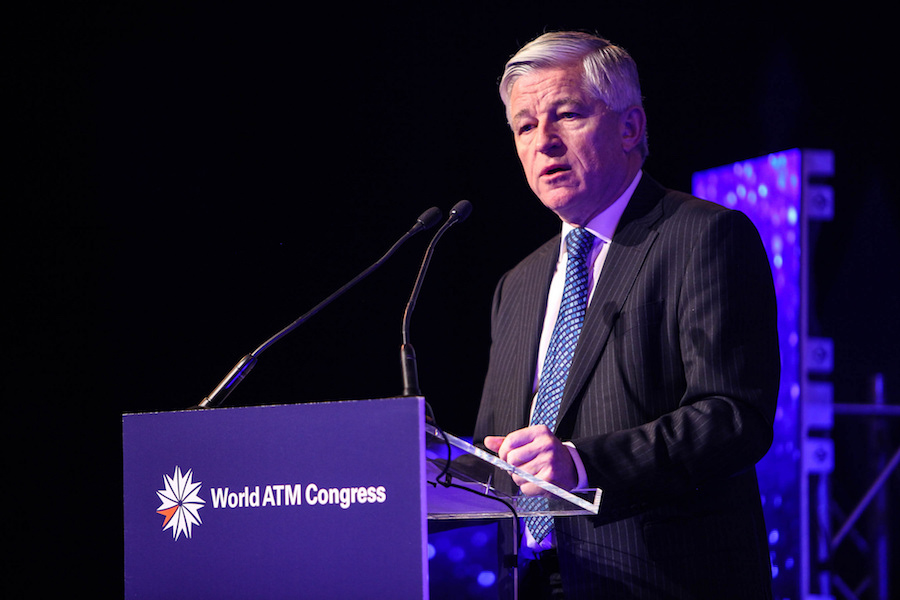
[416,206,443,231]
[449,200,473,223]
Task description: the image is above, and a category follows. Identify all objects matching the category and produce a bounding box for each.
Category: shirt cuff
[562,441,589,490]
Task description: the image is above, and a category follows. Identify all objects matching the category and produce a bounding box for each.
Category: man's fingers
[483,435,504,453]
[484,426,553,462]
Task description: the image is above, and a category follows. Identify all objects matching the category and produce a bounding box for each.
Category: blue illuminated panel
[693,149,802,599]
[428,522,501,599]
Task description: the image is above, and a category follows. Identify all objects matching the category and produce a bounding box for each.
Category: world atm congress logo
[156,466,205,540]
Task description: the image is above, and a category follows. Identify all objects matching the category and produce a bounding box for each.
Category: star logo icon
[156,466,205,540]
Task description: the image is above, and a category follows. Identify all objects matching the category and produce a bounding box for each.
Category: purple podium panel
[123,397,427,599]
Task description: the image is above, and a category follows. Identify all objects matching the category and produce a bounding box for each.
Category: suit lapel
[558,176,666,420]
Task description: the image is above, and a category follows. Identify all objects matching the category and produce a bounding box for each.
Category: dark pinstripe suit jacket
[475,175,780,599]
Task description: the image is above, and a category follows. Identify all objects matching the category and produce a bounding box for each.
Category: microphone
[197,206,443,409]
[400,200,473,403]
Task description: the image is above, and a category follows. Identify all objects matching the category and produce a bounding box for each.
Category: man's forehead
[509,67,591,113]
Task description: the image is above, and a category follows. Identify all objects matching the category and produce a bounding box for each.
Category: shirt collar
[560,170,643,248]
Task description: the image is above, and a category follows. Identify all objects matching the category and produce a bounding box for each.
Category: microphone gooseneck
[401,200,473,399]
[197,207,443,409]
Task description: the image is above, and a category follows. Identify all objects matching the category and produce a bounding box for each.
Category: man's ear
[620,106,646,153]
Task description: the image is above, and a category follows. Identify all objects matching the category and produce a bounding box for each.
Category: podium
[123,397,600,598]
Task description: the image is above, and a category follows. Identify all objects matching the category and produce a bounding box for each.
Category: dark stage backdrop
[12,2,897,597]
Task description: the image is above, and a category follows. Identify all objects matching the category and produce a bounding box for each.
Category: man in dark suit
[475,31,780,598]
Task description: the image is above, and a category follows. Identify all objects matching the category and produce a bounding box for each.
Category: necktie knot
[566,227,595,260]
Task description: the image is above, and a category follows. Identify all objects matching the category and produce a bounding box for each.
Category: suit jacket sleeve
[571,205,779,498]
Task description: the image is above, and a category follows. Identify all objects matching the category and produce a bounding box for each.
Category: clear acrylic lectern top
[425,424,601,520]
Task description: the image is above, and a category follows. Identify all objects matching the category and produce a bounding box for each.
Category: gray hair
[499,31,648,159]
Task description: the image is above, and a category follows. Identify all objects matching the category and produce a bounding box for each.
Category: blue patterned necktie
[523,226,595,543]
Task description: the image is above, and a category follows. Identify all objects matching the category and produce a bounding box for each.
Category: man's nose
[537,122,563,154]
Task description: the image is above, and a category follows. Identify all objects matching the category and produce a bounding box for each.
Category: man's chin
[537,191,581,219]
[541,201,591,226]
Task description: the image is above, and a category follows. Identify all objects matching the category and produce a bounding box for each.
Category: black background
[12,2,898,596]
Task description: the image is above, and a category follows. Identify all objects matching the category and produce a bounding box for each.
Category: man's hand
[483,425,577,495]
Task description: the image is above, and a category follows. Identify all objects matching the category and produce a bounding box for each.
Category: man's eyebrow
[553,97,584,107]
[511,108,532,124]
[512,97,586,122]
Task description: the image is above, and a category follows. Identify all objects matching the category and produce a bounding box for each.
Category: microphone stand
[197,207,442,409]
[400,201,473,416]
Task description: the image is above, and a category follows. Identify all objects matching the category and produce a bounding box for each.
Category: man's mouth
[541,165,570,177]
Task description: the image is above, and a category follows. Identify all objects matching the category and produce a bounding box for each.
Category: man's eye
[559,111,579,120]
[517,123,535,135]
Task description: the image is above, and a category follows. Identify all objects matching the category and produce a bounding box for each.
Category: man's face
[508,64,639,225]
